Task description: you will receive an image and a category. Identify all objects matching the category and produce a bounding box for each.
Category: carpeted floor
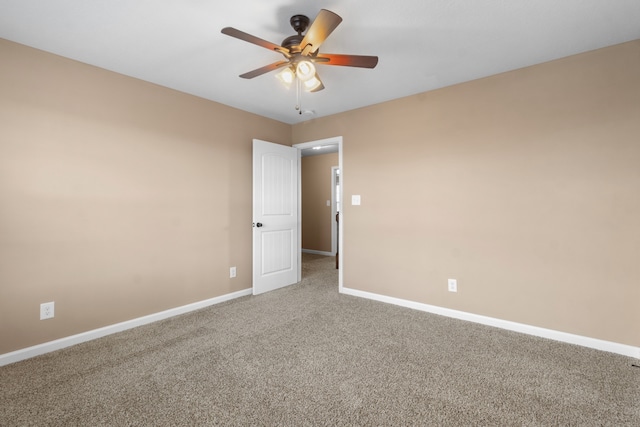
[1,253,639,425]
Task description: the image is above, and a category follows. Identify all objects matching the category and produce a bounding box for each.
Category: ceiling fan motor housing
[281,35,304,53]
[282,15,310,54]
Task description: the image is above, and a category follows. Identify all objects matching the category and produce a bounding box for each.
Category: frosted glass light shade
[276,67,295,85]
[296,61,316,81]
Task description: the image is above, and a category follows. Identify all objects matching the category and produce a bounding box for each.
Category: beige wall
[2,37,639,357]
[293,41,640,347]
[301,153,339,253]
[0,39,290,354]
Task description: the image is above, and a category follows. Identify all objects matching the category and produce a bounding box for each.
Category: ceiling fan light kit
[221,9,378,112]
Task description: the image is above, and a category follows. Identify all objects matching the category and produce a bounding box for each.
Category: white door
[253,139,299,295]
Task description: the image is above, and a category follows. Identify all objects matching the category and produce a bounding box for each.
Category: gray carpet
[1,253,639,426]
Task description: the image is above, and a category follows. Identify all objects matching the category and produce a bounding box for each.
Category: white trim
[341,287,640,359]
[302,248,335,256]
[336,139,343,291]
[331,165,339,256]
[0,288,252,367]
[296,145,302,283]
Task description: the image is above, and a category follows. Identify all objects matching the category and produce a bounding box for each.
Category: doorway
[293,136,343,291]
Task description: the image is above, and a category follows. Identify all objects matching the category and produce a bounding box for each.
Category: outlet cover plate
[40,301,55,320]
[448,279,457,293]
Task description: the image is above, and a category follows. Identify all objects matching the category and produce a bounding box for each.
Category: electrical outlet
[40,302,55,320]
[448,279,457,293]
[230,266,237,278]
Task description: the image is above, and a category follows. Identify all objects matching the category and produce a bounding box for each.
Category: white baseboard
[5,286,636,367]
[341,287,640,359]
[0,288,252,367]
[302,249,335,256]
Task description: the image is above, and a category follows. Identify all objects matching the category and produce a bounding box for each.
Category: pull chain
[295,78,302,114]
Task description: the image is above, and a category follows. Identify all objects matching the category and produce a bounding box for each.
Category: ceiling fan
[221,9,378,93]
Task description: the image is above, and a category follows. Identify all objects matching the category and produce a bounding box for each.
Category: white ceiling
[1,1,639,125]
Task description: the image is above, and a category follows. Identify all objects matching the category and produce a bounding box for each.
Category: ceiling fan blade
[314,53,378,68]
[300,9,343,55]
[239,61,290,79]
[221,27,289,56]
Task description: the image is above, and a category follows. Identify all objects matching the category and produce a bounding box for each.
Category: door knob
[256,222,263,228]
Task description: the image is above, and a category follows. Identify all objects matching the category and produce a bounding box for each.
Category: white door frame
[330,166,339,257]
[293,136,344,291]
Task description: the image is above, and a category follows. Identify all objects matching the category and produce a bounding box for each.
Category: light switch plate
[352,195,361,205]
